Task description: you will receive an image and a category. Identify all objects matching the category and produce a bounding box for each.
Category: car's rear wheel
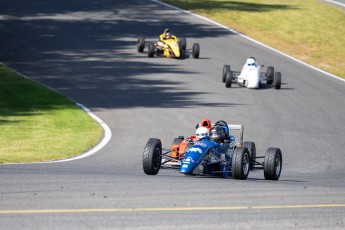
[137,37,145,52]
[274,72,281,89]
[225,70,233,88]
[232,147,250,180]
[148,43,155,57]
[267,66,274,85]
[223,65,230,83]
[264,147,282,180]
[192,43,200,58]
[244,141,256,170]
[143,138,162,175]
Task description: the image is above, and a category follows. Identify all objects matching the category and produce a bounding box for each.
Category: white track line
[1,63,112,164]
[324,0,345,8]
[152,0,345,83]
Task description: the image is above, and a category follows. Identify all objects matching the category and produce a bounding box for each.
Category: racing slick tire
[148,43,155,58]
[143,138,162,175]
[225,70,233,88]
[232,147,250,180]
[244,141,256,170]
[192,43,200,58]
[266,66,274,85]
[273,72,281,89]
[222,65,230,83]
[137,37,145,52]
[179,37,187,54]
[264,147,282,180]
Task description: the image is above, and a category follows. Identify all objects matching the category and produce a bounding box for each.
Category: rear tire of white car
[225,70,232,88]
[267,66,274,85]
[264,147,282,180]
[137,37,145,52]
[192,43,200,58]
[274,72,281,89]
[148,43,155,58]
[244,141,256,170]
[143,138,162,175]
[223,65,230,83]
[232,147,250,180]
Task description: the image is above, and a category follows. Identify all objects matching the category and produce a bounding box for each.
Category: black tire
[143,138,162,175]
[244,141,256,170]
[148,43,155,58]
[222,65,230,83]
[267,66,274,85]
[137,37,145,52]
[264,147,282,180]
[179,37,187,53]
[274,72,281,89]
[225,70,233,88]
[192,43,200,58]
[232,147,250,180]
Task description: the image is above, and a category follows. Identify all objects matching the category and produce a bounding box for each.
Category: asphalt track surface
[0,0,345,229]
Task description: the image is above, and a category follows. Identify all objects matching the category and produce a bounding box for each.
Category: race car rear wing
[228,124,244,145]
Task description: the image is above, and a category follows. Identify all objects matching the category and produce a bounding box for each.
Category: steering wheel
[214,120,228,127]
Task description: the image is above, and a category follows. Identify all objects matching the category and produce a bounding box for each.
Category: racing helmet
[200,118,212,130]
[195,127,209,140]
[209,126,226,143]
[246,57,256,66]
[164,28,171,39]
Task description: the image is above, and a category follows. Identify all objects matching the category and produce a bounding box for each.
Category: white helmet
[246,57,256,66]
[195,127,209,139]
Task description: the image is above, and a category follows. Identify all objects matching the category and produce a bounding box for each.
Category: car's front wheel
[274,72,281,89]
[192,43,200,58]
[232,147,250,180]
[264,147,282,180]
[143,138,162,175]
[225,70,233,88]
[223,65,230,83]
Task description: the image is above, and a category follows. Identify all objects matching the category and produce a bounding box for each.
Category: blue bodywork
[180,135,236,177]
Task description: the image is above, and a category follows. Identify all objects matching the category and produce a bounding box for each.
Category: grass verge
[162,0,345,78]
[0,64,103,163]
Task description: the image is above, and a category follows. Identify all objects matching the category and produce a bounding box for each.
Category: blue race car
[142,120,282,180]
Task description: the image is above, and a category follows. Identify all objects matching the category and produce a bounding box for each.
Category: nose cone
[246,69,260,89]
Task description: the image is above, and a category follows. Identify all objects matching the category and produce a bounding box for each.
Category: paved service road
[0,0,345,229]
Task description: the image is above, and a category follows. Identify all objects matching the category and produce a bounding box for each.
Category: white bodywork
[237,63,264,89]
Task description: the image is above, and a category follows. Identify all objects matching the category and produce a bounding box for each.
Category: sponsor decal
[189,147,203,154]
[182,164,188,168]
[182,157,195,164]
[195,141,207,148]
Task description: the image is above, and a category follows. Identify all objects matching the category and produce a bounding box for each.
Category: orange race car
[170,118,213,160]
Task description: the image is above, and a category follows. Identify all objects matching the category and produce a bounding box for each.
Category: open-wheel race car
[137,28,200,59]
[142,119,282,180]
[222,57,282,89]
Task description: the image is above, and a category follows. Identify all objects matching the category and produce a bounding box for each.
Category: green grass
[0,65,103,163]
[162,0,345,78]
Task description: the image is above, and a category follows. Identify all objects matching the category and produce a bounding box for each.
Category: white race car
[222,57,281,89]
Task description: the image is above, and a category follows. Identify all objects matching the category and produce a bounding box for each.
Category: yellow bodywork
[159,34,181,58]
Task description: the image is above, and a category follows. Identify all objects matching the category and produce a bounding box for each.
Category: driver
[159,28,176,41]
[245,57,257,67]
[209,126,226,144]
[195,127,209,140]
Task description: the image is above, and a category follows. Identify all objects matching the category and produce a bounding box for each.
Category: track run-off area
[0,0,344,229]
